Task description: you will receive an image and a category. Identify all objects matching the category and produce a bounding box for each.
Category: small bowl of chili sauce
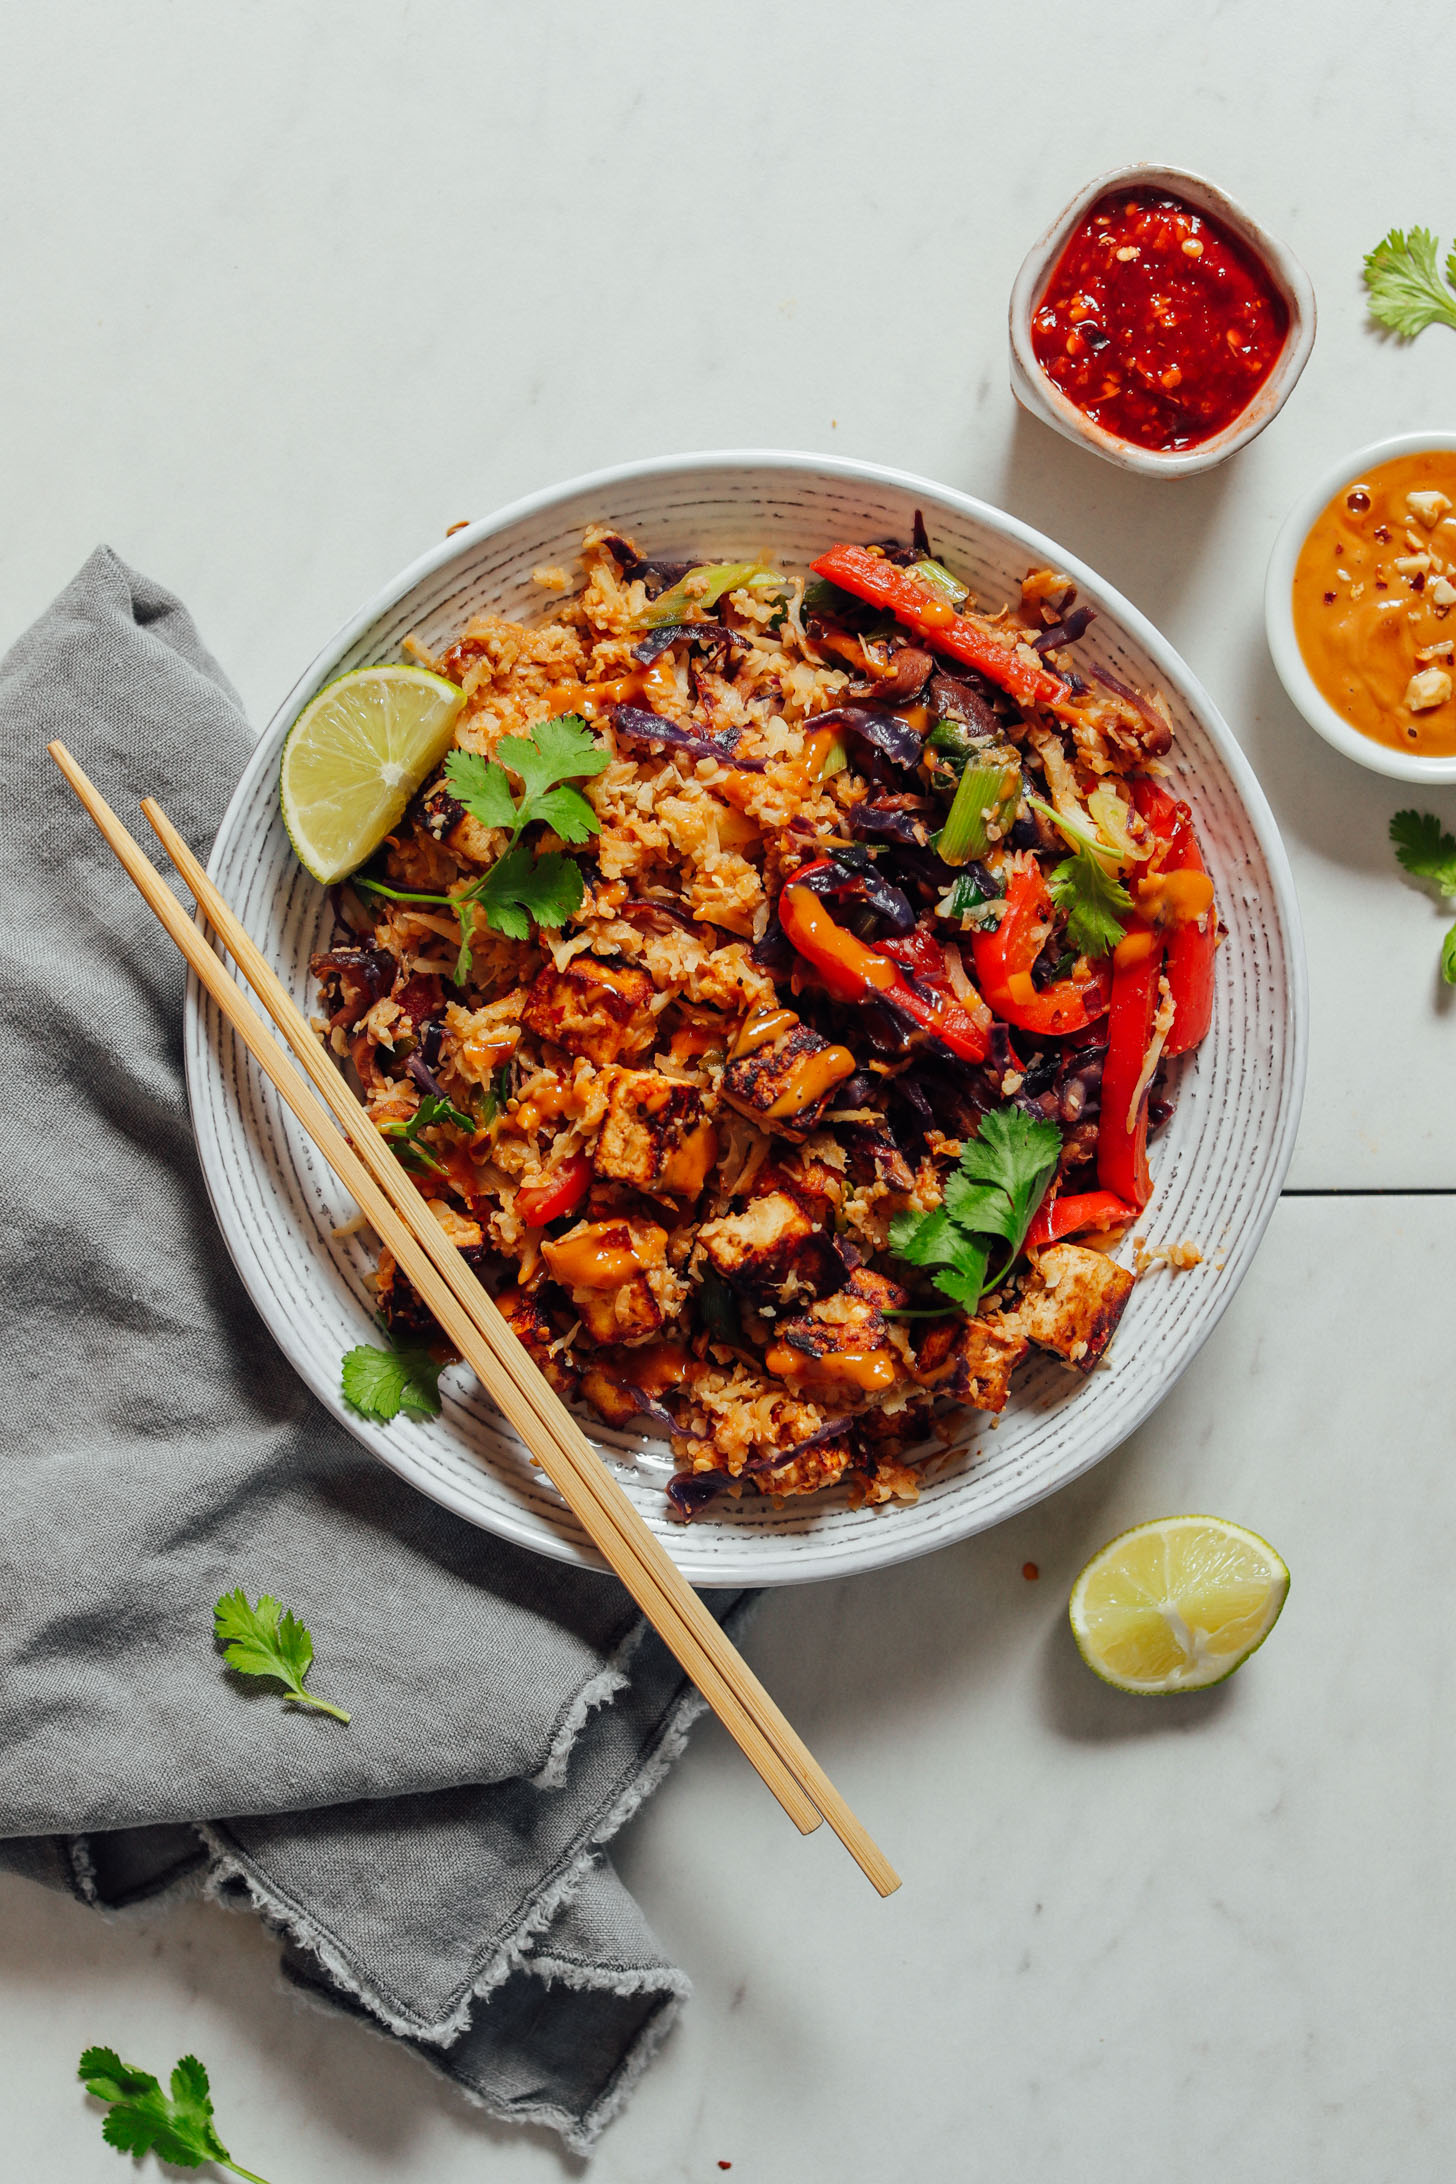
[1009,164,1315,479]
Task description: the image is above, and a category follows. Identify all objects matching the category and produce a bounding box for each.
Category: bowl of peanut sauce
[1267,433,1456,782]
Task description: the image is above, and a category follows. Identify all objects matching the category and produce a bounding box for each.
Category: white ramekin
[1008,162,1316,481]
[1266,430,1456,785]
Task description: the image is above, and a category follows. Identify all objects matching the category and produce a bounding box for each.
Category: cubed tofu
[696,1189,840,1307]
[541,1216,672,1345]
[1006,1242,1134,1371]
[579,1364,644,1428]
[721,1016,857,1141]
[496,1284,577,1398]
[579,1338,693,1429]
[914,1315,1027,1412]
[763,1265,908,1400]
[752,1436,854,1499]
[751,1155,843,1225]
[522,955,657,1066]
[593,1070,719,1199]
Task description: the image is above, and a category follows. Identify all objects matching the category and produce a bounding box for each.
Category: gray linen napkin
[0,548,751,2152]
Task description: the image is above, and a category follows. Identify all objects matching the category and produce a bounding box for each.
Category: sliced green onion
[909,557,970,608]
[927,717,979,776]
[936,754,1023,866]
[644,561,784,628]
[815,733,849,782]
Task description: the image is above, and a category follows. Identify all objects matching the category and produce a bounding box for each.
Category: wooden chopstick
[48,743,900,1895]
[46,744,816,1842]
[142,793,902,1899]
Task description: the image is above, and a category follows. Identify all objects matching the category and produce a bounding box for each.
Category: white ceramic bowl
[184,451,1306,1587]
[1009,163,1316,480]
[1266,430,1456,785]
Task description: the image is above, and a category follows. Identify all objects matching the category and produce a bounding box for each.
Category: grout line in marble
[1280,1187,1456,1198]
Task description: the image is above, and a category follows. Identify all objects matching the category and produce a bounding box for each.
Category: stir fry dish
[312,522,1217,1517]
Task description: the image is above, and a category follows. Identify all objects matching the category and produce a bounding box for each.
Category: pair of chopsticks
[50,742,899,1897]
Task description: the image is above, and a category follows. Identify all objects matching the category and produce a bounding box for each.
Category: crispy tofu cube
[763,1265,908,1400]
[721,1016,856,1141]
[752,1436,854,1499]
[579,1364,644,1428]
[496,1284,577,1397]
[594,1070,719,1199]
[696,1189,839,1306]
[580,1338,692,1428]
[541,1216,674,1345]
[1007,1242,1134,1371]
[915,1315,1028,1412]
[522,955,657,1066]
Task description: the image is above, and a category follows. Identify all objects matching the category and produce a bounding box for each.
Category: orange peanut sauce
[541,1221,643,1290]
[1291,450,1456,757]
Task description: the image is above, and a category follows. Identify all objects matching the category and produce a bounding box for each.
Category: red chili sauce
[1030,188,1290,452]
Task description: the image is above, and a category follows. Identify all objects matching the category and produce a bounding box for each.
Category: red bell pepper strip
[811,544,1071,716]
[1095,924,1166,1209]
[968,862,1111,1037]
[1025,1186,1138,1250]
[1131,778,1215,1058]
[778,882,991,1063]
[515,1152,592,1227]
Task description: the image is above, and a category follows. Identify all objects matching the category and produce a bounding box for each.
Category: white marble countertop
[5,4,1455,2178]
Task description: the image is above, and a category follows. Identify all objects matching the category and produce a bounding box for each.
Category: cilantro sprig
[341,1333,443,1423]
[213,1589,351,1723]
[380,1090,473,1175]
[356,712,609,980]
[1391,808,1456,981]
[1030,796,1134,959]
[79,2048,272,2183]
[1363,228,1456,341]
[889,1107,1062,1307]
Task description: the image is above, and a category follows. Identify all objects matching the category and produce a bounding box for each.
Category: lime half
[279,664,465,884]
[1069,1514,1289,1696]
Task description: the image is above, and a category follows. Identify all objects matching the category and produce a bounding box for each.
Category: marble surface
[5,4,1456,2178]
[8,1193,1454,2182]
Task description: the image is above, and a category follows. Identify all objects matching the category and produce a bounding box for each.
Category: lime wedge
[279,665,465,884]
[1069,1514,1289,1695]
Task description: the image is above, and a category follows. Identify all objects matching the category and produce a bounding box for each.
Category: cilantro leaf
[341,1338,442,1423]
[1363,227,1456,340]
[476,841,586,937]
[80,2047,271,2182]
[889,1107,1061,1309]
[1391,808,1456,892]
[1391,809,1456,985]
[497,711,610,803]
[363,714,608,979]
[471,841,537,941]
[1029,795,1133,958]
[1046,848,1134,959]
[959,1106,1064,1245]
[442,747,518,832]
[528,781,604,845]
[887,1207,990,1310]
[931,1260,989,1309]
[381,1090,474,1174]
[213,1589,351,1722]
